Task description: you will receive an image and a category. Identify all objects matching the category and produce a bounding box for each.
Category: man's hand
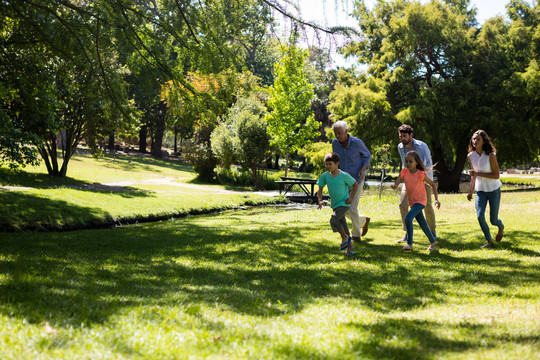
[467,193,473,201]
[358,170,365,181]
[345,197,352,205]
[317,200,323,209]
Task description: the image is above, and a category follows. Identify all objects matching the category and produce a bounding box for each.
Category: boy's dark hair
[324,152,340,163]
[399,124,413,134]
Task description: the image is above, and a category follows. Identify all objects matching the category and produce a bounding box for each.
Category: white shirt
[468,151,502,192]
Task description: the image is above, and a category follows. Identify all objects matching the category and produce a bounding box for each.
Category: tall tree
[265,38,320,177]
[340,0,539,191]
[0,2,137,176]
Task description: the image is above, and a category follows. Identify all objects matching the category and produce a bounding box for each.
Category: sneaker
[427,241,439,251]
[402,244,413,251]
[397,235,407,243]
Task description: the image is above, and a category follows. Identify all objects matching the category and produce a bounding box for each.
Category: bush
[181,139,218,182]
[211,95,271,189]
[298,142,332,176]
[215,166,281,190]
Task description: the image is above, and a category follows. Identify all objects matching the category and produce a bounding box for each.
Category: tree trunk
[139,124,147,153]
[150,101,166,158]
[107,132,115,151]
[432,140,468,193]
[284,151,289,177]
[174,128,178,155]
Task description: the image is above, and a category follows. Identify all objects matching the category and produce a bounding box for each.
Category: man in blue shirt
[397,124,436,243]
[332,120,371,242]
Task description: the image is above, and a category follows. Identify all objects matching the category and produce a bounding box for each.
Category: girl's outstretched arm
[424,176,440,209]
[391,175,402,190]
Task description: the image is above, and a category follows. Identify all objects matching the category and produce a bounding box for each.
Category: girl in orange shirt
[391,151,441,251]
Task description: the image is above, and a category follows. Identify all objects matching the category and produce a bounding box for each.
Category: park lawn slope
[0,191,538,359]
[0,151,281,231]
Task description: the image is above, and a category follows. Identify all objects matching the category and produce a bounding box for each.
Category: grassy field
[0,183,538,358]
[0,151,281,231]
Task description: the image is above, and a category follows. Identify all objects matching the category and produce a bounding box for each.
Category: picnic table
[275,176,328,202]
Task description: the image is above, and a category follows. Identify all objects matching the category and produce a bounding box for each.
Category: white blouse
[468,151,502,192]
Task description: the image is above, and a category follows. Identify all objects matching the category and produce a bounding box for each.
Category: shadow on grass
[0,167,90,188]
[1,209,538,334]
[347,318,488,359]
[0,192,113,232]
[276,318,496,359]
[0,151,194,189]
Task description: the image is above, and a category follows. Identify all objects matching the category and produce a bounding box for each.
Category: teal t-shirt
[317,170,356,209]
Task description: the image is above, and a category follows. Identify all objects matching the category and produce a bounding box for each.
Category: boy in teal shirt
[317,152,358,255]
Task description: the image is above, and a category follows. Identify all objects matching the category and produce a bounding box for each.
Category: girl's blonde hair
[405,151,426,171]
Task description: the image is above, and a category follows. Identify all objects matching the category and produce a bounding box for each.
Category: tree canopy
[335,0,540,191]
[265,39,321,177]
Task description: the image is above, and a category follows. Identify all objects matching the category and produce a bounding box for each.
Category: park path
[0,176,277,196]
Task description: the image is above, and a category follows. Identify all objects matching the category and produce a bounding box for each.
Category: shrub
[181,139,217,182]
[298,142,332,176]
[215,166,280,190]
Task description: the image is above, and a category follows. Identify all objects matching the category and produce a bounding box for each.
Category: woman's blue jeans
[405,203,437,245]
[475,188,504,241]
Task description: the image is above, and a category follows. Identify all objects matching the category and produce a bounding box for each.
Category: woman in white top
[467,130,504,248]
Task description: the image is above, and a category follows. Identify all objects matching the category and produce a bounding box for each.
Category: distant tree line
[1,0,538,192]
[330,0,540,191]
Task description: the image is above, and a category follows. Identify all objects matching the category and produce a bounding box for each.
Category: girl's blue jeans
[475,188,504,241]
[405,203,437,245]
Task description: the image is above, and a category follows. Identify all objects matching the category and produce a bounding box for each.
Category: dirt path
[0,176,277,196]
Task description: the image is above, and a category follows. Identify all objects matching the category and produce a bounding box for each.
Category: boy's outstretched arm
[424,176,440,209]
[346,182,358,204]
[317,186,324,209]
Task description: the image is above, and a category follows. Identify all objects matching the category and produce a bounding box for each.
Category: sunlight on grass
[0,191,539,359]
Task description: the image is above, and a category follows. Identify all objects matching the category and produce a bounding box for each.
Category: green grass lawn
[0,151,281,231]
[0,188,538,359]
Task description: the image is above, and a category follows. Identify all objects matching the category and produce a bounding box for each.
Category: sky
[293,0,514,68]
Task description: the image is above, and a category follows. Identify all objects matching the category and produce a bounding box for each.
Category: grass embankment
[500,176,540,189]
[0,151,282,231]
[0,187,539,359]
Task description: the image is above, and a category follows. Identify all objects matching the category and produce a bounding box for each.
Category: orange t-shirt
[400,168,427,207]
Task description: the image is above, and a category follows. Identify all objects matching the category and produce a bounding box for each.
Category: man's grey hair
[333,120,348,131]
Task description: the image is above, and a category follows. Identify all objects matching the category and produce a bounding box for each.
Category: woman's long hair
[468,130,496,155]
[405,151,426,171]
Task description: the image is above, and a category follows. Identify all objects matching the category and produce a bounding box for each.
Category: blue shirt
[397,138,434,180]
[332,135,371,183]
[317,170,357,209]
